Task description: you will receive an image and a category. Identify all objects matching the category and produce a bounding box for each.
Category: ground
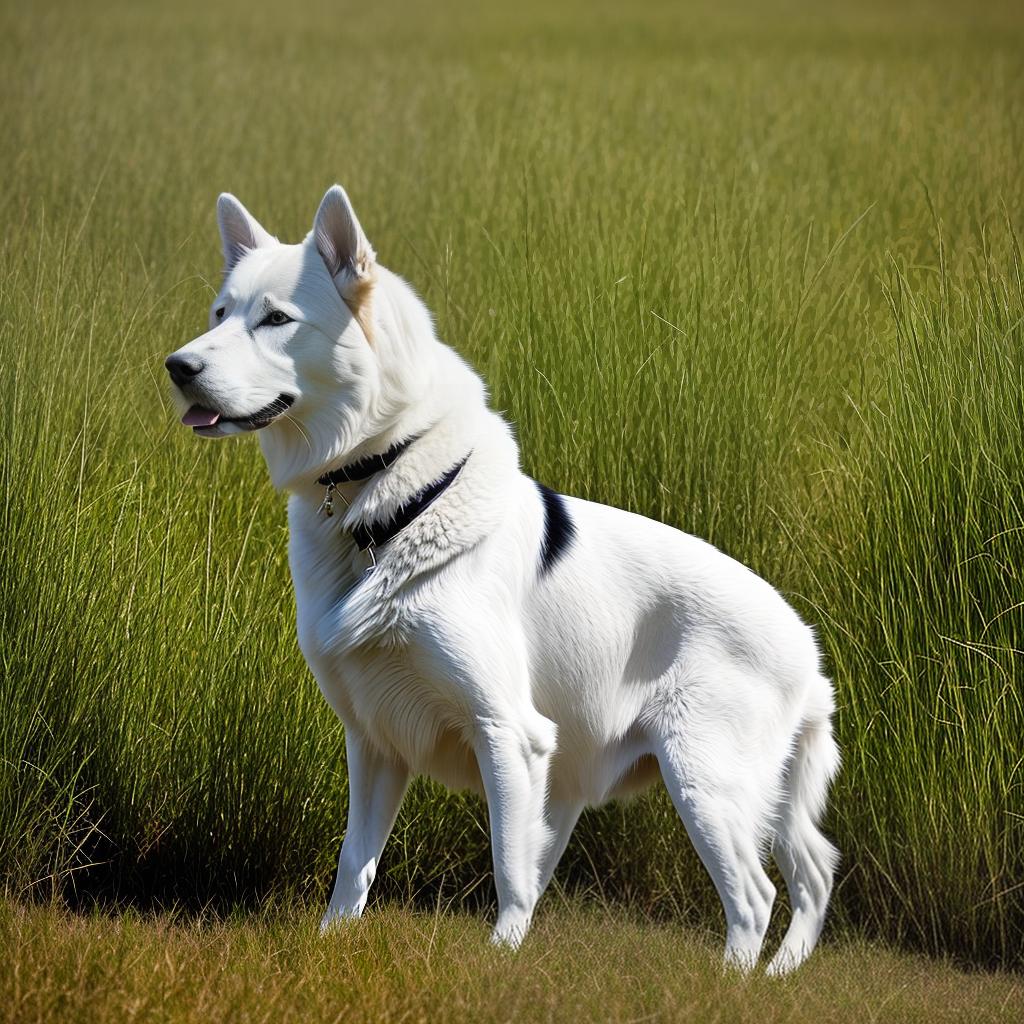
[3,899,1022,1024]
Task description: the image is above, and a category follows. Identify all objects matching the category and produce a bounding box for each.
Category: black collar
[351,455,469,551]
[317,435,419,487]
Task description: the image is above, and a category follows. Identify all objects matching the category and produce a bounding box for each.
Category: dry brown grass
[2,898,1021,1024]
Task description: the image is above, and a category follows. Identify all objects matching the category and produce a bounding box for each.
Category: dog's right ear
[217,194,275,272]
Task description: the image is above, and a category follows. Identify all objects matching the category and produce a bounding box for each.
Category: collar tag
[318,482,336,518]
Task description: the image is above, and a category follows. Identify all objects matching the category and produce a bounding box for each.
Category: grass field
[4,899,1022,1024]
[1,0,1023,1005]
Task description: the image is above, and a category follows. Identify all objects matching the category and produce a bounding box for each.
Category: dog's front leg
[475,713,557,949]
[321,727,409,933]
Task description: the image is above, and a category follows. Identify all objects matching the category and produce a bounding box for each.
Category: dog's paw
[489,916,530,951]
[764,947,803,977]
[319,909,361,936]
[489,929,523,951]
[722,946,760,975]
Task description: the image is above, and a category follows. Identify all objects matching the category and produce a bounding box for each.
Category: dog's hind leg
[321,726,409,933]
[652,679,784,971]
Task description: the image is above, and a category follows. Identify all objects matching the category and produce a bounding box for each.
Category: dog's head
[166,186,427,484]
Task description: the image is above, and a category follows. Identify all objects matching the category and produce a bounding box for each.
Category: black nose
[165,353,205,387]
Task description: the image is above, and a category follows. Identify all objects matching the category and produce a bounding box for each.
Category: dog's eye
[259,309,293,328]
[215,307,225,320]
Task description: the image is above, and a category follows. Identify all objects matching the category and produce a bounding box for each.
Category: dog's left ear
[313,186,377,336]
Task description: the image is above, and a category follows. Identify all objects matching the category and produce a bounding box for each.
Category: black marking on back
[535,481,577,575]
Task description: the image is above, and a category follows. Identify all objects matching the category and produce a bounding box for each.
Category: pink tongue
[182,405,221,427]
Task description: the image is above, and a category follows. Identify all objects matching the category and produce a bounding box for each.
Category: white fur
[167,186,840,972]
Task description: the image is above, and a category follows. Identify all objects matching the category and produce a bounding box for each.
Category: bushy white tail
[767,677,841,975]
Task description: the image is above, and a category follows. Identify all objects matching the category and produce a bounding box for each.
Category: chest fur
[289,503,483,789]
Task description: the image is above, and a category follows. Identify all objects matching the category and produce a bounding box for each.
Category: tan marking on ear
[341,264,376,344]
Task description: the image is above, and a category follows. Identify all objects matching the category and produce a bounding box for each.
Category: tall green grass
[1,0,1021,967]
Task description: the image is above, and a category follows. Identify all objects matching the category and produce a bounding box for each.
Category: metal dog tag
[318,483,336,518]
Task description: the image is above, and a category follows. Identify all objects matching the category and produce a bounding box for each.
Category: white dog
[166,185,840,973]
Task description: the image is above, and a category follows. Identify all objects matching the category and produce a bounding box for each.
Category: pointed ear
[313,185,377,340]
[217,193,275,272]
[313,185,376,287]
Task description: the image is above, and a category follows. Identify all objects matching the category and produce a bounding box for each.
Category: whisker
[282,412,314,453]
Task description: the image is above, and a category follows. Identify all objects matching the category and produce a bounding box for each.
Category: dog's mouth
[182,394,295,433]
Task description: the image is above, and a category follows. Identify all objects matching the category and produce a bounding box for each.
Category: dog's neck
[305,348,486,503]
[258,266,492,497]
[317,434,420,488]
